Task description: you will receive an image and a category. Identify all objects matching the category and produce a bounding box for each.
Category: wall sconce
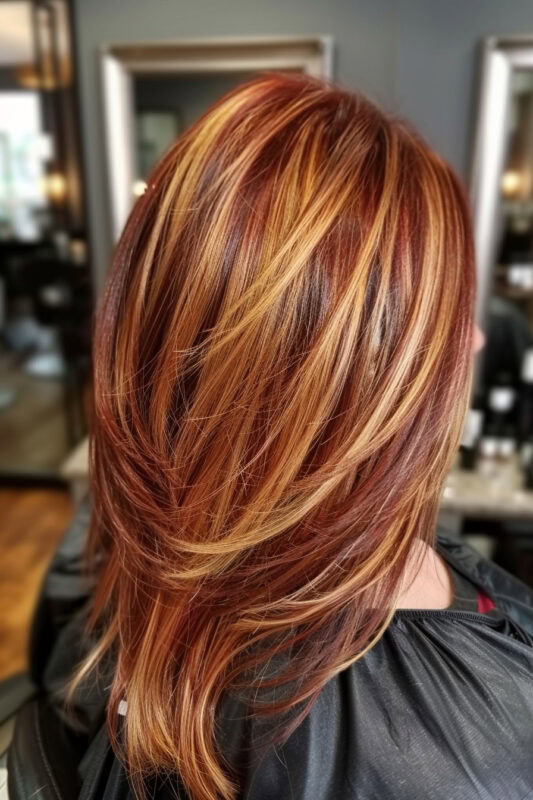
[501,169,523,197]
[40,171,67,203]
[132,179,148,197]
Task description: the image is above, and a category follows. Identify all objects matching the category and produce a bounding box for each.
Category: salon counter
[61,438,533,522]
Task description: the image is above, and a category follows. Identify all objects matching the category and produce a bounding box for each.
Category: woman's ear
[472,323,485,354]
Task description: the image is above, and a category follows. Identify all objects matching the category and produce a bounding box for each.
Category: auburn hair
[73,73,476,799]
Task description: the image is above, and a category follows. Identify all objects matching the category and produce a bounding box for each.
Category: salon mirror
[448,37,533,565]
[471,38,533,386]
[99,37,333,244]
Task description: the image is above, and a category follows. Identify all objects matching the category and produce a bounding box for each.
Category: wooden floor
[0,356,71,474]
[0,488,73,679]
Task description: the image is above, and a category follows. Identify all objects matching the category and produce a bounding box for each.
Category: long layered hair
[74,73,476,799]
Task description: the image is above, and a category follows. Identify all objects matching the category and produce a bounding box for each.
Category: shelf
[497,285,533,299]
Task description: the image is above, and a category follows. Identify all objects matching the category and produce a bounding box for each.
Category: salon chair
[0,496,93,799]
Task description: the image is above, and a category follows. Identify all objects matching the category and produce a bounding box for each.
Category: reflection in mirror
[452,38,533,585]
[482,68,533,479]
[0,1,49,242]
[0,0,92,481]
[497,71,533,304]
[132,72,256,189]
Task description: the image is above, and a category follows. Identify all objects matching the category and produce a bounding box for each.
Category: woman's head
[81,73,475,799]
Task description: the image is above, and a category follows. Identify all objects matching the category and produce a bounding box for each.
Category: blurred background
[1,0,533,680]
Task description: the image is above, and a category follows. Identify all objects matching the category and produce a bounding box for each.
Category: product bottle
[483,374,517,462]
[518,349,533,445]
[459,396,485,470]
[499,215,533,289]
[521,434,533,490]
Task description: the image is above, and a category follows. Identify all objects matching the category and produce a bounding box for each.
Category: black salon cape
[8,497,533,799]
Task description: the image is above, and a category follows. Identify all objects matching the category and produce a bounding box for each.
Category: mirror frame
[99,35,334,242]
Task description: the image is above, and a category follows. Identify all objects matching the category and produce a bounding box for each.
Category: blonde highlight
[71,73,476,800]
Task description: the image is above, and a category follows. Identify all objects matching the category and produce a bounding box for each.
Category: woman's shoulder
[434,525,533,633]
[225,531,533,799]
[232,589,533,799]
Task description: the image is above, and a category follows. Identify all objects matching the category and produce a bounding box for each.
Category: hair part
[72,72,475,799]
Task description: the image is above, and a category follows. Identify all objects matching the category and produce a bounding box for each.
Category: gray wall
[73,0,533,290]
